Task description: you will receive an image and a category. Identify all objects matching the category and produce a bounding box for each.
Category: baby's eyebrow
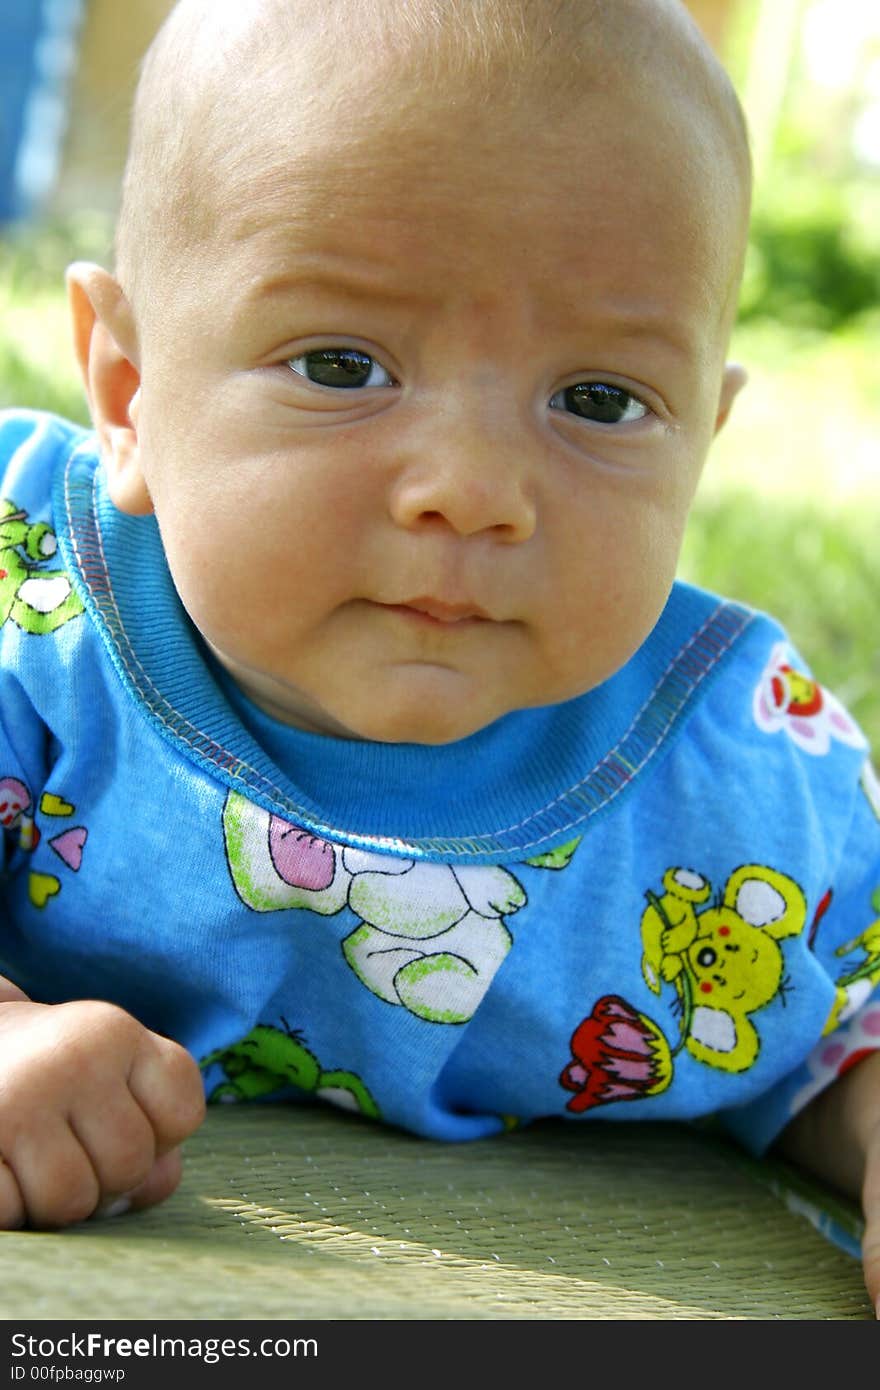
[588,309,697,364]
[244,273,698,356]
[243,267,432,311]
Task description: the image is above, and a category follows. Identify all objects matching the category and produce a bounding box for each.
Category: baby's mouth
[380,596,492,626]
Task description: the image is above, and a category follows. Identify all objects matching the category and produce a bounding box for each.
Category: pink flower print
[0,778,38,852]
[0,777,29,829]
[753,643,867,756]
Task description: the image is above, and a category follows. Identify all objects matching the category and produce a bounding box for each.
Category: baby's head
[69,0,751,745]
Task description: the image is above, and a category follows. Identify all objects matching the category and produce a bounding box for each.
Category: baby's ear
[66,263,153,516]
[714,362,747,435]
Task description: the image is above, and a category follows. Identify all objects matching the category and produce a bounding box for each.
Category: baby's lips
[401,596,491,623]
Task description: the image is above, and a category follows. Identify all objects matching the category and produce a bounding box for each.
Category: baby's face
[118,70,745,743]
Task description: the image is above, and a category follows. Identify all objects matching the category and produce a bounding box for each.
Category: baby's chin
[213,644,603,745]
[314,701,507,747]
[224,670,506,745]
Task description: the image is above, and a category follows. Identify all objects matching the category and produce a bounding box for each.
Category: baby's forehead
[200,6,740,199]
[118,0,750,317]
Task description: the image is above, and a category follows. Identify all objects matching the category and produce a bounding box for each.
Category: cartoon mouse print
[560,863,808,1113]
[640,864,807,1069]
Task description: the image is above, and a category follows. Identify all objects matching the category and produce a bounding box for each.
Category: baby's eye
[549,382,649,425]
[287,348,395,389]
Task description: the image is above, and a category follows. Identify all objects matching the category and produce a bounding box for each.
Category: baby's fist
[0,998,205,1229]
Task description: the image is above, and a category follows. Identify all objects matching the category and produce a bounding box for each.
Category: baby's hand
[0,993,206,1229]
[779,1048,880,1316]
[858,1059,880,1317]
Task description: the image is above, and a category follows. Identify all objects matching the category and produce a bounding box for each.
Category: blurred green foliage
[680,491,880,748]
[0,336,89,424]
[739,182,880,332]
[727,0,880,333]
[0,213,109,422]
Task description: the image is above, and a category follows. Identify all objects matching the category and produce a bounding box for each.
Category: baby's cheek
[546,579,663,697]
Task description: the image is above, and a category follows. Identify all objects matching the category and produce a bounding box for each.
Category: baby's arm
[776,1051,880,1314]
[0,973,205,1228]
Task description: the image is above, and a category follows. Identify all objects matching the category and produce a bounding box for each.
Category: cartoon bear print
[222,791,529,1024]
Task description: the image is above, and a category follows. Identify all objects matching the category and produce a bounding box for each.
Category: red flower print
[560,994,673,1113]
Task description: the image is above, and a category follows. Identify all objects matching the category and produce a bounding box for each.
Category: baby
[2,0,880,1309]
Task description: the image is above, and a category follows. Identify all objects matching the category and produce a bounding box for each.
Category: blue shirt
[1,408,879,1156]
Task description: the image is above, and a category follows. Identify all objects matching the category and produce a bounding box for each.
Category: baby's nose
[388,415,537,542]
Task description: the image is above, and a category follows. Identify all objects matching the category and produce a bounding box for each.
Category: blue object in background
[0,0,84,223]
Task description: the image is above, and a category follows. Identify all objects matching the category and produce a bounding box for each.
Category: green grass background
[1,216,878,750]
